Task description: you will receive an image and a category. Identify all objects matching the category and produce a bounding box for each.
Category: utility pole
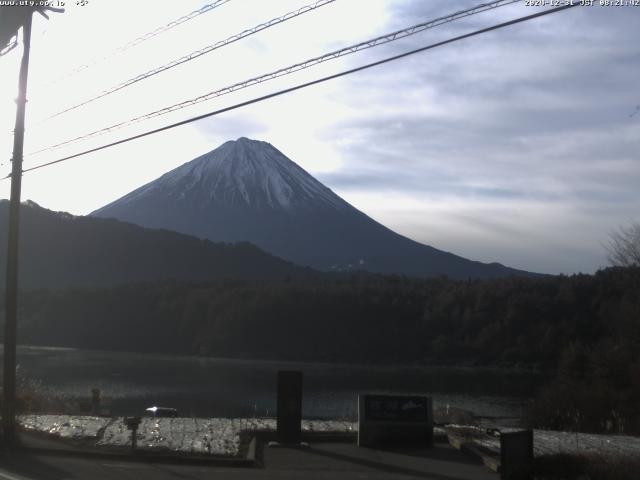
[1,2,61,445]
[2,9,32,445]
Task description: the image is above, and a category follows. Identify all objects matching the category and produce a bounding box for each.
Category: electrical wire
[0,2,579,181]
[31,0,521,155]
[46,0,338,120]
[43,0,232,86]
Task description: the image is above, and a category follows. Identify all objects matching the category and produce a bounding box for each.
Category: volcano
[92,137,530,279]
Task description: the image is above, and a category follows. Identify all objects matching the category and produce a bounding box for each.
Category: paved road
[0,442,497,480]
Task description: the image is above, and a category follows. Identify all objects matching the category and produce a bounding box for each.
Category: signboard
[124,416,141,452]
[124,416,141,430]
[358,394,433,447]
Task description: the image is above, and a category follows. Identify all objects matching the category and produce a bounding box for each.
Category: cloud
[2,0,637,275]
[194,113,268,143]
[311,2,640,274]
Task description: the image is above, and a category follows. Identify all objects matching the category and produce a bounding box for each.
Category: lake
[14,346,545,426]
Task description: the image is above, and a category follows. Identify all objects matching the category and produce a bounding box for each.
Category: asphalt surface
[0,441,497,480]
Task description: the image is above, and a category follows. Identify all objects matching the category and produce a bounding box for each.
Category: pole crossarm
[0,2,62,48]
[0,37,17,57]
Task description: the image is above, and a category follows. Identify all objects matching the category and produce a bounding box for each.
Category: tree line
[0,267,635,368]
[2,266,639,432]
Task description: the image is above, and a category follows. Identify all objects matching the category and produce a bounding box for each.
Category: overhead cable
[44,0,232,86]
[0,2,580,180]
[32,0,521,155]
[46,0,337,119]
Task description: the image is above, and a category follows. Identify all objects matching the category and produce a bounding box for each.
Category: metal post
[124,417,141,453]
[91,388,101,415]
[500,430,534,480]
[276,370,302,444]
[3,11,32,445]
[131,427,137,453]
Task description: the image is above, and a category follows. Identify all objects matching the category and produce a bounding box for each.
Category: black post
[131,427,137,453]
[276,370,302,444]
[3,11,32,445]
[124,417,141,453]
[91,388,101,415]
[500,430,534,480]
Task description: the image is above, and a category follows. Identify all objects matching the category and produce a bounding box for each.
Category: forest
[4,267,636,364]
[1,266,639,432]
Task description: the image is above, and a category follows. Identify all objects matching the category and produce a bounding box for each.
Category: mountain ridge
[0,199,311,289]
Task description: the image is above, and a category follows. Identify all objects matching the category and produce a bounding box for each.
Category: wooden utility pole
[2,9,32,445]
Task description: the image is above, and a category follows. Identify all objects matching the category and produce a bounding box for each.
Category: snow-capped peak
[115,137,347,211]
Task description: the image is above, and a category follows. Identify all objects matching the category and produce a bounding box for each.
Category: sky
[0,0,638,275]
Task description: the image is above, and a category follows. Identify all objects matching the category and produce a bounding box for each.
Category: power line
[45,0,338,120]
[1,2,579,181]
[109,0,232,53]
[31,0,521,155]
[43,0,232,86]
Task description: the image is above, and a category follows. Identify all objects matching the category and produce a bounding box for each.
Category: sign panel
[358,394,433,447]
[364,395,430,422]
[124,416,141,430]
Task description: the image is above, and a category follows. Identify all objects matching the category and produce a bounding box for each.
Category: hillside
[0,200,310,289]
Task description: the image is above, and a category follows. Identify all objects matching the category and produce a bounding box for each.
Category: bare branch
[606,222,640,267]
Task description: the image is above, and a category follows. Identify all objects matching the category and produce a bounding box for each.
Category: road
[0,442,497,480]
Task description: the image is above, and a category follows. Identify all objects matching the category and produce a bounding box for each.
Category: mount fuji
[92,137,530,279]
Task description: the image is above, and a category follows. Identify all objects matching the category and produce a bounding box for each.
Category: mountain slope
[0,200,310,289]
[93,137,532,279]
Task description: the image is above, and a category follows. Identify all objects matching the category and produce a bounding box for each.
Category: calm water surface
[14,346,545,424]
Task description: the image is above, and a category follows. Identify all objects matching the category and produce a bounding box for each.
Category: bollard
[276,370,302,445]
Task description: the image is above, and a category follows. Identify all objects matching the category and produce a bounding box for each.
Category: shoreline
[13,343,552,373]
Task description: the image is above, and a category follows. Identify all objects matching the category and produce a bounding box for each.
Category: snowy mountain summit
[118,137,345,212]
[93,138,531,279]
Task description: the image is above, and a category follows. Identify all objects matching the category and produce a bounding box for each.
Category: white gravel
[19,415,111,440]
[20,415,639,460]
[447,425,640,461]
[19,415,357,457]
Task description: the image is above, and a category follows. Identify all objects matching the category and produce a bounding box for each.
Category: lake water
[14,346,545,425]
